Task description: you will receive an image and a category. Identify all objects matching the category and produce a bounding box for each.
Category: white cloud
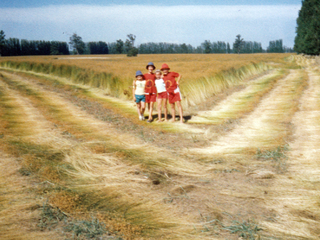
[0,4,300,23]
[0,4,300,47]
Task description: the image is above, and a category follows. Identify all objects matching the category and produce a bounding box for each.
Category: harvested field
[1,54,320,239]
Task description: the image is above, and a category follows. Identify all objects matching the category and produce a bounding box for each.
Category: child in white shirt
[132,70,146,120]
[155,70,168,122]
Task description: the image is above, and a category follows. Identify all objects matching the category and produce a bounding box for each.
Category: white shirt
[155,78,166,93]
[134,80,146,95]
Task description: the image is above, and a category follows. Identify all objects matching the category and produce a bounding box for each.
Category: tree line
[0,33,69,56]
[138,38,293,54]
[0,30,294,57]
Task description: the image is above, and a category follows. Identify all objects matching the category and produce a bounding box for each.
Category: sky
[0,0,302,49]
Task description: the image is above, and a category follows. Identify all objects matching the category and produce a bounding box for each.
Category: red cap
[160,63,170,71]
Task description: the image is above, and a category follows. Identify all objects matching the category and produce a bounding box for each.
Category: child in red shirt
[144,62,157,123]
[161,63,183,123]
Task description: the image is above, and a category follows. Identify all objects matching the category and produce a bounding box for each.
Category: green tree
[127,47,138,57]
[37,40,51,55]
[88,41,109,54]
[227,42,231,54]
[267,39,284,53]
[50,41,69,55]
[180,43,188,53]
[69,33,85,54]
[294,0,320,55]
[0,30,5,56]
[115,39,124,54]
[124,39,132,53]
[3,38,21,56]
[195,46,203,53]
[21,40,39,55]
[125,34,138,57]
[233,34,244,54]
[127,34,136,46]
[50,42,60,55]
[202,40,212,54]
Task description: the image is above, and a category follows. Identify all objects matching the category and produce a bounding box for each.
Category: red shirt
[163,72,180,93]
[144,73,157,94]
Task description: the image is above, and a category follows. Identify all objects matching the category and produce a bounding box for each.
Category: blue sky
[0,0,302,48]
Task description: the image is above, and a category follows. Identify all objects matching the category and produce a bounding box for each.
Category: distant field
[0,53,293,81]
[2,54,320,239]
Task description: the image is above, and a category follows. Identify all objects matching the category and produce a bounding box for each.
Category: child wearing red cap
[144,62,157,123]
[161,63,183,123]
[132,70,146,121]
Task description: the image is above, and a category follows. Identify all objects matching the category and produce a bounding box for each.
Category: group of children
[132,62,183,123]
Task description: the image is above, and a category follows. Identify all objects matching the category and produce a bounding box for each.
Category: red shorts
[145,93,157,103]
[168,91,181,104]
[157,92,168,99]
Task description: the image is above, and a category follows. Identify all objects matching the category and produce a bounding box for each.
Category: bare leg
[141,102,146,118]
[136,102,142,118]
[164,99,168,121]
[157,98,162,121]
[148,102,154,121]
[170,103,175,122]
[147,102,150,115]
[176,101,184,123]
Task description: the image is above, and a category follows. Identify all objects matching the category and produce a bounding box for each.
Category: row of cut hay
[189,69,288,124]
[176,62,271,109]
[0,73,193,239]
[0,60,271,111]
[0,61,129,100]
[192,69,308,157]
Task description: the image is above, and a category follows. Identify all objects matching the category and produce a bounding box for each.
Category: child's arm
[132,80,136,102]
[177,74,182,85]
